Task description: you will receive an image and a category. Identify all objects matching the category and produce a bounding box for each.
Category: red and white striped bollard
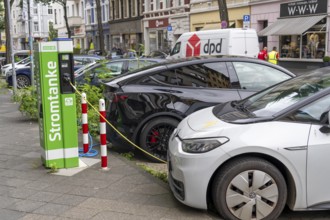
[81,93,89,154]
[99,99,108,169]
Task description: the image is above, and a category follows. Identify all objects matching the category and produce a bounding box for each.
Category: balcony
[68,16,83,28]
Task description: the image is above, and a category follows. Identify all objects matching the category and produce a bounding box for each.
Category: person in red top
[258,47,268,61]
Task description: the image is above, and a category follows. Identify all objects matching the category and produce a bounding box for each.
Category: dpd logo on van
[186,34,201,57]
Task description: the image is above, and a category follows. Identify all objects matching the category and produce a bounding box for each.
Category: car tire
[16,75,31,88]
[212,157,287,220]
[139,117,179,162]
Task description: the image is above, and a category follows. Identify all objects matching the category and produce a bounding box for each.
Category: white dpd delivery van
[167,28,259,59]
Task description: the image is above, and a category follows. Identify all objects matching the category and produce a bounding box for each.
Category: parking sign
[243,15,250,28]
[243,15,250,22]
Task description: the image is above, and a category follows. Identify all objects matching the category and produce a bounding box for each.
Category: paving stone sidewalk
[0,89,219,220]
[2,87,330,220]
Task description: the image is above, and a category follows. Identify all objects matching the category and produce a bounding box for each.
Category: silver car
[168,68,330,220]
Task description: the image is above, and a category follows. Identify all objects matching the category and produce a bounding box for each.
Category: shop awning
[258,15,326,36]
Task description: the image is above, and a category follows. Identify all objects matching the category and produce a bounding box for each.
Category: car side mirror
[319,111,330,133]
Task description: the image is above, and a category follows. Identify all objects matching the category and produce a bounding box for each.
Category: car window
[203,62,230,89]
[105,61,124,75]
[285,94,330,124]
[174,64,207,87]
[136,71,175,86]
[233,62,291,90]
[127,60,157,72]
[171,42,181,55]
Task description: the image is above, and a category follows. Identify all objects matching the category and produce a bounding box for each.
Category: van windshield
[170,42,181,55]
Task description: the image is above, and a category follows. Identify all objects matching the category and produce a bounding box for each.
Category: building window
[110,1,113,20]
[115,0,119,19]
[34,22,39,32]
[72,5,74,16]
[91,8,95,23]
[279,19,326,59]
[87,9,91,24]
[33,7,38,14]
[102,5,106,21]
[48,6,52,14]
[131,0,137,16]
[54,9,57,24]
[106,4,109,21]
[123,0,128,18]
[81,1,84,18]
[76,3,79,16]
[59,9,61,24]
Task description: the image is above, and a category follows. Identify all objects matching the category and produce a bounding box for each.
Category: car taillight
[113,94,128,103]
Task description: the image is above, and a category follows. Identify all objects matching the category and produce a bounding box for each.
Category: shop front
[143,18,170,55]
[109,19,143,54]
[254,0,328,69]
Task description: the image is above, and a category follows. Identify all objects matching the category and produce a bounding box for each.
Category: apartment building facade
[11,0,52,50]
[143,0,190,55]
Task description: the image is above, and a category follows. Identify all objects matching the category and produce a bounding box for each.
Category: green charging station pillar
[35,39,79,169]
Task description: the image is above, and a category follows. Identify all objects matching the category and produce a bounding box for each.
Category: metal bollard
[81,93,89,154]
[99,99,107,169]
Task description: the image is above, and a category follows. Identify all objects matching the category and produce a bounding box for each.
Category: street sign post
[243,15,250,28]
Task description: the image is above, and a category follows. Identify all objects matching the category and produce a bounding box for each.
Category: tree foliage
[48,21,58,40]
[0,0,4,31]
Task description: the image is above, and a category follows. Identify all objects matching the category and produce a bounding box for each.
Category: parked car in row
[75,58,164,86]
[1,57,31,77]
[6,57,162,88]
[6,65,82,88]
[168,68,330,220]
[103,57,295,161]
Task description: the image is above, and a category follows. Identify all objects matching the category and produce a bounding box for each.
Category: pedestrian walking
[268,46,279,65]
[258,47,268,61]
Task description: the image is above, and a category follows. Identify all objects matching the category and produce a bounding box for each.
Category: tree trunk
[62,1,71,38]
[218,0,229,29]
[95,0,105,55]
[4,0,11,63]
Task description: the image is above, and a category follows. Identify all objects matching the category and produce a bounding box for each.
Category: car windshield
[238,70,330,117]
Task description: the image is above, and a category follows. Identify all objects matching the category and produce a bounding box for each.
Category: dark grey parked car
[103,57,296,161]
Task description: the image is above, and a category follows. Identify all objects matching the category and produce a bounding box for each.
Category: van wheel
[16,75,31,88]
[139,117,179,162]
[212,157,287,220]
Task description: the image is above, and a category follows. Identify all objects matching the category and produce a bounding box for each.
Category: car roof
[74,55,106,59]
[103,56,295,85]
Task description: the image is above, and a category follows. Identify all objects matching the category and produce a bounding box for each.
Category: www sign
[280,0,327,17]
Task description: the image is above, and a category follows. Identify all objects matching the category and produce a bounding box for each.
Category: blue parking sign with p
[243,15,250,22]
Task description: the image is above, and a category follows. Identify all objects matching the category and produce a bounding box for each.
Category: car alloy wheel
[16,75,31,88]
[140,117,178,161]
[212,157,287,220]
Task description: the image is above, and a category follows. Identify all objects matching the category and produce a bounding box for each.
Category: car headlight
[182,138,229,153]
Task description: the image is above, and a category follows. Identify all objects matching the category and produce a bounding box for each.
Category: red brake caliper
[150,130,159,143]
